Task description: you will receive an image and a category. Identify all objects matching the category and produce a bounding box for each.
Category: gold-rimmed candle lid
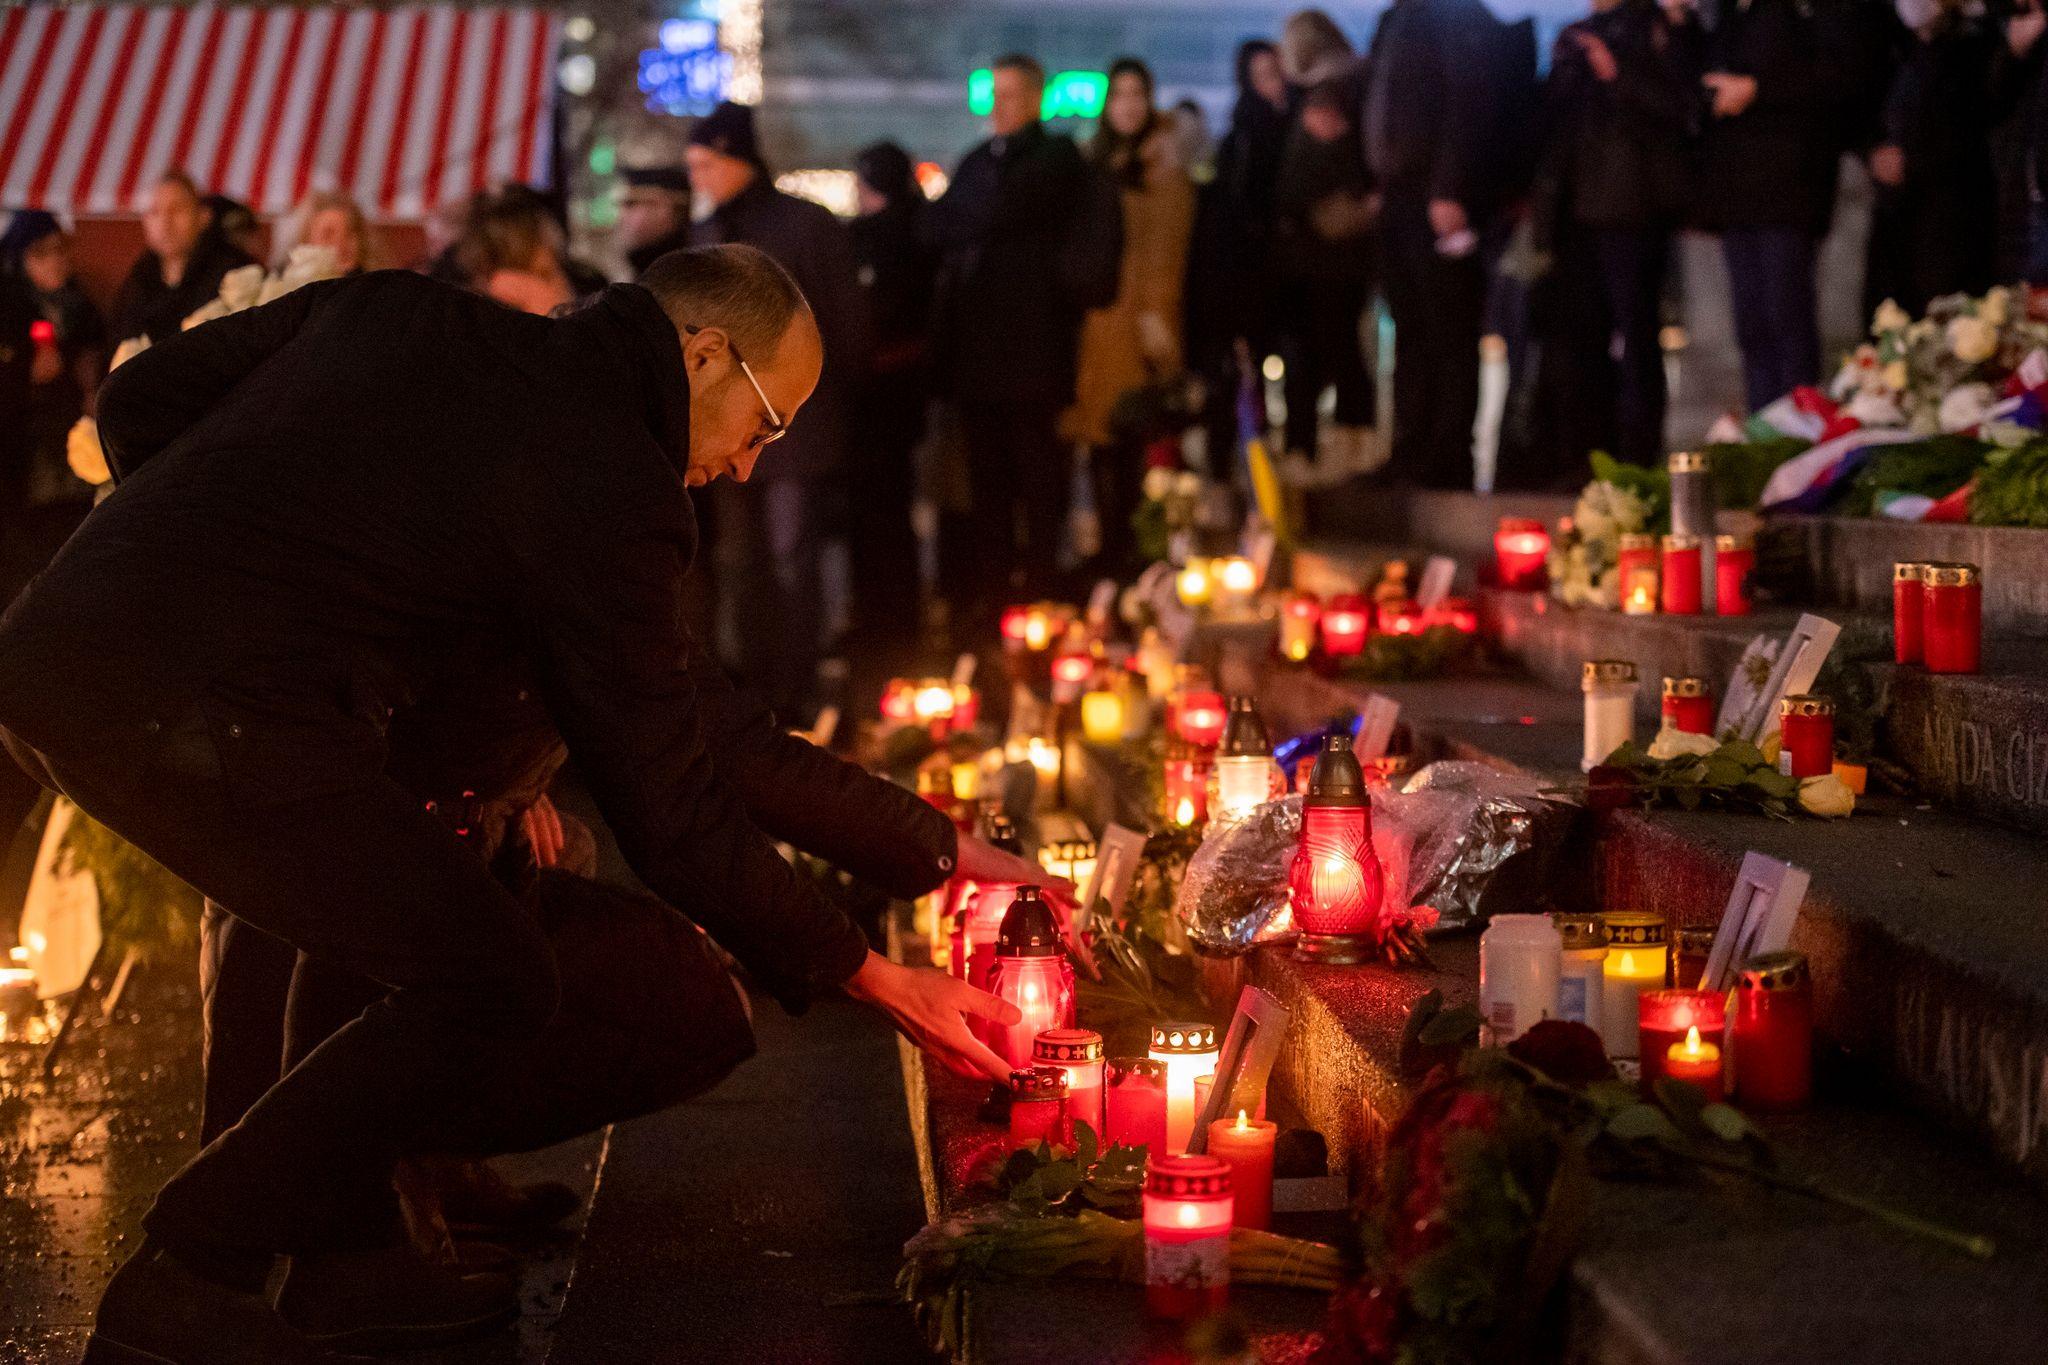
[1924,563,1980,587]
[1895,561,1935,582]
[1662,675,1708,698]
[1779,694,1834,718]
[1668,451,1709,473]
[1600,911,1667,947]
[1739,950,1810,992]
[1583,659,1638,687]
[1661,532,1701,551]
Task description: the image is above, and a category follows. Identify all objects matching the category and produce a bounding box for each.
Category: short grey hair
[639,243,810,361]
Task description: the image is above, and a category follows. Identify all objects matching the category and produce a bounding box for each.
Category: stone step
[1220,655,2048,1200]
[1301,483,1573,567]
[1479,584,2048,836]
[1769,512,2048,640]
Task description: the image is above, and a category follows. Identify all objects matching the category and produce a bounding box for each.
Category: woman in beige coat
[1066,57,1196,573]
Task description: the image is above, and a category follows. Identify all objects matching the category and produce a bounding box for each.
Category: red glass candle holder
[1279,591,1321,662]
[1425,597,1479,635]
[1638,988,1726,1093]
[1105,1057,1168,1154]
[1289,735,1385,964]
[1050,649,1096,704]
[1034,1029,1105,1140]
[1319,594,1371,658]
[1495,517,1550,591]
[1734,951,1813,1112]
[1174,689,1228,749]
[1660,535,1703,615]
[1143,1155,1233,1320]
[1163,744,1212,830]
[1377,600,1425,636]
[1894,562,1930,665]
[1617,534,1658,616]
[1661,676,1714,735]
[1922,563,1981,674]
[983,889,1076,1069]
[1777,695,1834,779]
[880,679,917,723]
[1716,536,1755,616]
[1009,1066,1070,1150]
[1663,1025,1725,1102]
[960,881,1024,997]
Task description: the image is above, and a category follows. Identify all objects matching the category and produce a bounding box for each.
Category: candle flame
[1220,557,1257,592]
[1616,950,1637,973]
[1284,638,1310,661]
[1177,1203,1201,1228]
[1235,1109,1249,1132]
[1175,797,1196,826]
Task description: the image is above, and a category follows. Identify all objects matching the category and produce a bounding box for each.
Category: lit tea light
[1080,687,1124,745]
[1495,517,1551,591]
[1143,1156,1233,1320]
[1207,1109,1277,1230]
[1663,1025,1724,1102]
[1319,593,1370,658]
[1279,591,1321,661]
[1601,913,1668,1059]
[1176,559,1215,608]
[1149,1022,1220,1152]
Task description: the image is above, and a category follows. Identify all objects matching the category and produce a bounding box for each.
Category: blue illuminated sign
[639,19,728,116]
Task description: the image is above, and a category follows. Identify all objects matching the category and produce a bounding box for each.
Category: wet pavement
[0,962,603,1365]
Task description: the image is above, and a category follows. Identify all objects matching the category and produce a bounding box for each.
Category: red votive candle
[1664,1025,1724,1102]
[1163,742,1212,830]
[1008,1066,1069,1150]
[1289,735,1385,964]
[1922,563,1981,674]
[1638,988,1726,1092]
[1734,951,1813,1112]
[961,881,1023,997]
[1143,1155,1233,1320]
[1034,1029,1105,1141]
[1378,600,1424,636]
[1319,593,1371,659]
[1715,536,1755,616]
[1175,689,1229,749]
[1894,562,1931,665]
[1777,695,1834,779]
[1279,591,1321,662]
[1661,676,1714,735]
[1105,1057,1168,1154]
[1206,1110,1277,1231]
[1495,516,1551,591]
[1660,534,1703,615]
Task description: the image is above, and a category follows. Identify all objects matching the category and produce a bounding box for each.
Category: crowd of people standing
[16,0,2048,727]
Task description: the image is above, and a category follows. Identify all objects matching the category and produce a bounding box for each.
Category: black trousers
[7,713,748,1260]
[1380,192,1484,490]
[846,368,926,684]
[1279,274,1375,461]
[952,399,1068,633]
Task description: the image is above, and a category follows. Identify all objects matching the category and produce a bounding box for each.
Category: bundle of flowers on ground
[1699,288,2048,526]
[1584,736,1855,819]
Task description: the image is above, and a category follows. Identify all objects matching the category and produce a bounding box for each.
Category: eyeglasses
[684,324,786,451]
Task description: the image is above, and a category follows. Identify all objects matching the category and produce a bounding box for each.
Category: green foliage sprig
[1590,738,1801,819]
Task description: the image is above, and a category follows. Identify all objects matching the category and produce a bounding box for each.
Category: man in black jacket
[688,102,871,719]
[0,246,1018,1363]
[926,54,1122,634]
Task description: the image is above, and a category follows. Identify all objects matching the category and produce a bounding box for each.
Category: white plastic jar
[1582,659,1639,772]
[1479,913,1563,1044]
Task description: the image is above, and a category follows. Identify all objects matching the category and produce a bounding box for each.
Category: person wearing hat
[2,210,105,520]
[616,165,694,278]
[686,100,871,723]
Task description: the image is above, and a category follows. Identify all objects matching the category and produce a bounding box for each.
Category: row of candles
[1275,590,1479,665]
[1582,661,1838,779]
[1893,561,1983,674]
[1478,909,1813,1110]
[1613,532,1756,617]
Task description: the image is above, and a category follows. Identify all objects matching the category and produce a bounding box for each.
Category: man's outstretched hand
[956,833,1077,911]
[845,950,1019,1083]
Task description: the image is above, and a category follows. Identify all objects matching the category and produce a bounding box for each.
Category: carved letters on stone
[1917,710,2048,808]
[1894,977,2048,1171]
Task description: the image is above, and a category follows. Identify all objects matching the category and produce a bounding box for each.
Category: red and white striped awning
[0,4,562,222]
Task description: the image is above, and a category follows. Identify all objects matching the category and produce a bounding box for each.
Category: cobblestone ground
[0,963,601,1365]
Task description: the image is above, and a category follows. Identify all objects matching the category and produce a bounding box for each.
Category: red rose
[1507,1019,1615,1087]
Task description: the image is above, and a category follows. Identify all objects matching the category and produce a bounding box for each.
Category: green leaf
[1420,1003,1484,1048]
[1699,1103,1756,1144]
[1606,1103,1685,1145]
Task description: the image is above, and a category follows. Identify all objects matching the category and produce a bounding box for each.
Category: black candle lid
[1306,734,1366,808]
[1010,1065,1068,1100]
[1218,696,1271,758]
[996,886,1062,957]
[1146,1154,1232,1198]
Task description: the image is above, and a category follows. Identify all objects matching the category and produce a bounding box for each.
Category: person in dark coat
[615,164,694,278]
[925,53,1123,635]
[1275,16,1378,483]
[1695,0,1838,411]
[1188,40,1294,473]
[1865,0,2001,315]
[2,211,105,515]
[109,171,256,346]
[1362,0,1503,489]
[0,247,1020,1362]
[847,142,935,698]
[1994,0,2048,281]
[1531,0,1699,470]
[688,101,871,722]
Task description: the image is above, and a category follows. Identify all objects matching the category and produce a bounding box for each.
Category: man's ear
[681,324,728,373]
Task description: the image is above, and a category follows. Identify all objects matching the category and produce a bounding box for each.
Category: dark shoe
[85,1243,363,1365]
[434,1157,582,1234]
[277,1243,518,1354]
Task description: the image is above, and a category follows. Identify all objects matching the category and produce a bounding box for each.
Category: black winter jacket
[0,272,942,1010]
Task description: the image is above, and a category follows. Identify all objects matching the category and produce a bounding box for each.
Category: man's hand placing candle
[845,950,1020,1082]
[957,832,1076,911]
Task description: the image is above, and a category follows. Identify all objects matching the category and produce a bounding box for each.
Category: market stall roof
[0,4,561,221]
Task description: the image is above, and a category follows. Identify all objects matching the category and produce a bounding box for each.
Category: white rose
[66,417,110,486]
[1872,298,1911,335]
[217,264,265,312]
[1881,358,1910,392]
[1797,772,1856,818]
[1948,315,1999,364]
[1648,726,1719,760]
[1937,382,1995,433]
[1845,388,1904,428]
[1142,467,1173,502]
[1981,287,2011,328]
[1173,470,1203,499]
